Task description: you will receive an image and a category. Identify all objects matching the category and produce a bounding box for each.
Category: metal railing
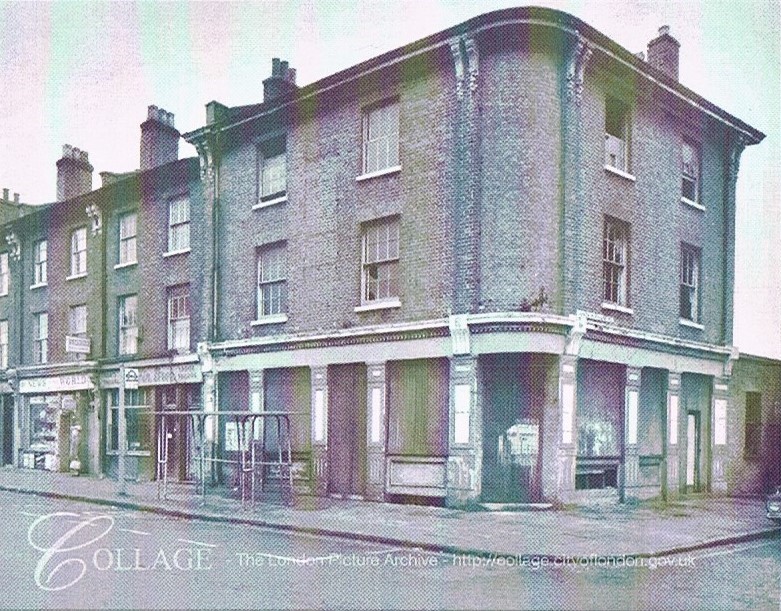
[153,410,299,509]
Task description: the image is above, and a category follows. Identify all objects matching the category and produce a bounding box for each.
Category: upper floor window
[0,252,8,296]
[256,243,287,318]
[603,217,629,307]
[34,240,47,286]
[33,312,48,364]
[605,97,630,173]
[680,244,701,323]
[70,228,87,276]
[681,140,700,205]
[259,138,287,203]
[363,101,400,175]
[362,217,400,304]
[68,304,88,361]
[119,294,138,355]
[118,212,138,265]
[167,285,190,352]
[168,197,190,253]
[0,320,8,369]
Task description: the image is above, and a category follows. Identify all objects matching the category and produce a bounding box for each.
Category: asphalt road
[1,490,778,610]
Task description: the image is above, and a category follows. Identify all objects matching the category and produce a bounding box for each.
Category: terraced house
[2,7,778,507]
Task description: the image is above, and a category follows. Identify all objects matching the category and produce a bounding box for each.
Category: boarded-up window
[218,371,249,412]
[264,368,311,453]
[745,392,762,459]
[386,359,449,456]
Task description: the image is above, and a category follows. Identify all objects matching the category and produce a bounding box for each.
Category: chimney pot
[13,193,19,204]
[2,188,8,202]
[264,58,299,102]
[659,25,670,36]
[272,57,281,76]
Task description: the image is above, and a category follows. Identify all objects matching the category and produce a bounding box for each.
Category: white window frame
[681,140,701,207]
[256,243,287,319]
[680,244,701,323]
[361,217,400,305]
[605,97,631,174]
[167,197,190,253]
[118,212,138,266]
[603,218,629,307]
[70,228,87,277]
[34,312,48,364]
[167,285,190,352]
[119,294,138,355]
[362,101,400,175]
[106,388,152,453]
[0,252,8,296]
[33,239,47,286]
[0,320,8,369]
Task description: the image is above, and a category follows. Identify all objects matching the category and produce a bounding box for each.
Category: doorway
[1,396,13,466]
[327,364,367,497]
[481,355,541,503]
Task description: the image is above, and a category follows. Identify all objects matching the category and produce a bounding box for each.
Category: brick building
[1,107,205,481]
[183,6,777,506]
[1,7,778,507]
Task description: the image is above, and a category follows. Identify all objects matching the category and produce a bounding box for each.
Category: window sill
[355,298,401,313]
[29,282,47,290]
[163,248,190,258]
[253,194,287,210]
[66,273,87,281]
[601,302,634,315]
[251,314,288,326]
[681,197,705,211]
[356,165,402,182]
[114,261,137,270]
[604,165,636,182]
[0,291,7,298]
[679,318,704,330]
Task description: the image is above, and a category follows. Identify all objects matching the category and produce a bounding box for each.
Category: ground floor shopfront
[205,313,779,506]
[7,314,780,505]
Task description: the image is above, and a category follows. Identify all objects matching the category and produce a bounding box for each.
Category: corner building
[179,7,774,506]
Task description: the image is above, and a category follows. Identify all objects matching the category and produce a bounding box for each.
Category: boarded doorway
[327,364,367,497]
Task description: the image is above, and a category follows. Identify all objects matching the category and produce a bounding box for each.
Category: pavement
[1,466,778,559]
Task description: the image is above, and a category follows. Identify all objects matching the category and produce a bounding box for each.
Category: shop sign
[124,368,139,390]
[65,335,91,354]
[19,374,94,394]
[101,363,202,387]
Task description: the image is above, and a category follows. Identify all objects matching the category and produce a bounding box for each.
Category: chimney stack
[57,145,93,201]
[140,105,180,171]
[647,25,680,81]
[263,57,298,102]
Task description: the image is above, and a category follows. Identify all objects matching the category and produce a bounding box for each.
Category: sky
[0,0,778,358]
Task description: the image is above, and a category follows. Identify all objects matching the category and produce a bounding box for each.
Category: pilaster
[665,372,682,498]
[365,362,387,501]
[446,355,480,506]
[555,354,578,503]
[623,367,642,500]
[310,366,328,496]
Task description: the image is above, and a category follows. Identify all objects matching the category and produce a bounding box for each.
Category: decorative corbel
[728,133,749,187]
[195,140,216,183]
[565,311,588,356]
[464,37,479,93]
[4,232,20,260]
[724,346,740,378]
[85,203,102,236]
[449,39,465,100]
[566,33,593,105]
[449,314,471,356]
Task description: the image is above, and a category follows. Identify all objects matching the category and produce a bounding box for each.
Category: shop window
[106,388,152,453]
[386,359,449,456]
